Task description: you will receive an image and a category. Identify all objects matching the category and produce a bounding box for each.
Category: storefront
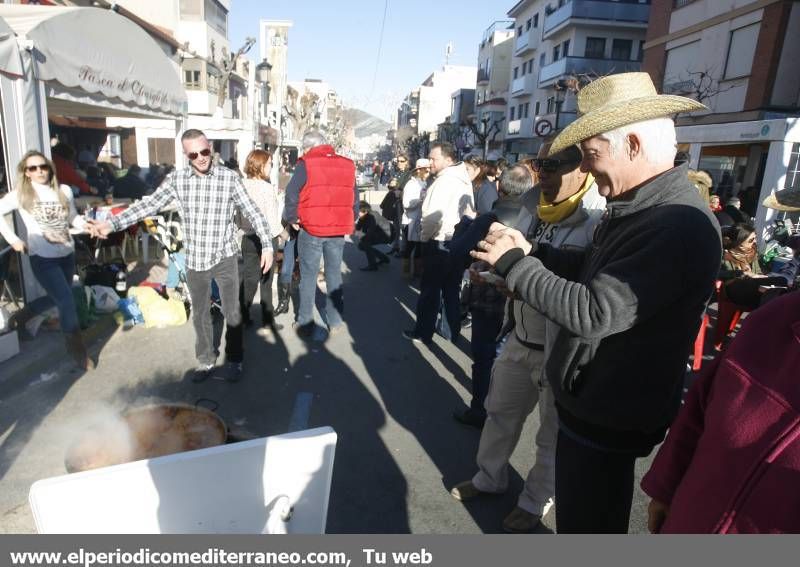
[676,117,800,243]
[0,4,187,305]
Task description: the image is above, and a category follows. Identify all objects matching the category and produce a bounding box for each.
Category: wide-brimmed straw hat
[548,72,707,156]
[762,188,800,212]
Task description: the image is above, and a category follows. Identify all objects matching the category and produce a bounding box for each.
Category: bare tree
[663,67,742,106]
[283,86,321,140]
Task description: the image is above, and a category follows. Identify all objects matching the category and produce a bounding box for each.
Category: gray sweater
[494,164,721,445]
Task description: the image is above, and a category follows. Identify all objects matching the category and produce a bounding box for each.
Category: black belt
[516,334,544,351]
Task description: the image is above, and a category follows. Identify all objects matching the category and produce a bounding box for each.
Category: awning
[0,4,186,118]
[0,15,22,77]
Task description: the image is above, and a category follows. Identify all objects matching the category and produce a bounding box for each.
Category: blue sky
[229,0,509,122]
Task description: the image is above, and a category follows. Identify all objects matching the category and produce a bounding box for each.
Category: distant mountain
[344,108,391,139]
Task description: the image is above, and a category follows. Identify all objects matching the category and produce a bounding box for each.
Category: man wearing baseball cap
[472,73,721,533]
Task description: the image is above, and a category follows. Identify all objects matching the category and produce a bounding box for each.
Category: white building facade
[505,0,650,157]
[474,21,515,157]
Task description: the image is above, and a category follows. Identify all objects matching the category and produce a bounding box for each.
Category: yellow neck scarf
[537,173,595,224]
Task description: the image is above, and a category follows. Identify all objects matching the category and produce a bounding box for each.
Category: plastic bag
[72,285,98,329]
[117,297,145,326]
[90,285,120,313]
[128,286,187,328]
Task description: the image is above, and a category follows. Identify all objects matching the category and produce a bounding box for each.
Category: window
[518,104,523,117]
[724,23,759,79]
[534,101,540,115]
[521,63,526,76]
[585,37,606,58]
[546,96,555,113]
[563,39,570,57]
[785,143,800,190]
[612,39,633,60]
[637,41,644,61]
[553,45,561,61]
[205,0,228,36]
[528,60,534,73]
[540,53,546,67]
[182,59,203,90]
[524,103,530,118]
[513,66,519,79]
[179,0,201,17]
[517,26,523,37]
[526,18,531,31]
[533,14,539,28]
[510,107,516,120]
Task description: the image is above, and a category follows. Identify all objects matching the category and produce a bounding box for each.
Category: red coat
[297,145,355,237]
[641,291,800,533]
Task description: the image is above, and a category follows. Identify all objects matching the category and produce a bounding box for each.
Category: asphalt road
[0,240,656,534]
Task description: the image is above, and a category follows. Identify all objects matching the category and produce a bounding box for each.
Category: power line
[368,0,389,103]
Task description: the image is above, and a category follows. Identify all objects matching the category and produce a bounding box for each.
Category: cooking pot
[65,400,227,473]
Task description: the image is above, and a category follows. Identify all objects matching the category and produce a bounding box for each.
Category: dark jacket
[495,164,721,447]
[356,211,392,244]
[475,179,499,215]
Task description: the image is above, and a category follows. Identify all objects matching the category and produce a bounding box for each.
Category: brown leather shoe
[450,480,493,502]
[502,506,542,533]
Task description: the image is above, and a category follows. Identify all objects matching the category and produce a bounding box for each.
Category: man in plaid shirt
[88,129,273,383]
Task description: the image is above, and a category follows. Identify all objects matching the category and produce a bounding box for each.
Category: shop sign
[739,123,771,140]
[78,65,180,111]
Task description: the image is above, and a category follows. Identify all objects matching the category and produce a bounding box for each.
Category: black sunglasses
[26,163,51,173]
[187,148,212,161]
[531,158,580,173]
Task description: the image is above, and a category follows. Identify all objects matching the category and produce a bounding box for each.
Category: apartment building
[643,0,800,239]
[106,0,256,165]
[396,65,477,141]
[505,0,650,157]
[474,21,515,156]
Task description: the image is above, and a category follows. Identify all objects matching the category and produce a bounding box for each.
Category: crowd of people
[2,71,799,533]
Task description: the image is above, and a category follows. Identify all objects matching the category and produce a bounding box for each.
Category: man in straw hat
[471,72,722,533]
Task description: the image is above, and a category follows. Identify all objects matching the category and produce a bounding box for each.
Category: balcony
[538,56,642,87]
[543,0,650,39]
[514,26,541,56]
[477,69,490,85]
[507,117,533,139]
[511,74,536,98]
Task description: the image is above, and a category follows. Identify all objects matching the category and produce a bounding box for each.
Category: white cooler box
[29,427,337,534]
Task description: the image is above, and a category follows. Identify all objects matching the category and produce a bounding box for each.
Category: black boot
[275,283,290,315]
[261,304,284,330]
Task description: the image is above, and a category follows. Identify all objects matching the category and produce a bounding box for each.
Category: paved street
[0,241,655,534]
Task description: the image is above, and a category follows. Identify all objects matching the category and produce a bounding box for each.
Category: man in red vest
[283,130,358,339]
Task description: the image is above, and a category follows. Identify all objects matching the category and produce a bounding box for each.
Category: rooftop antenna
[445,42,454,65]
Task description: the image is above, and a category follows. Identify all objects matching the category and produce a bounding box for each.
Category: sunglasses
[26,163,51,173]
[531,158,580,173]
[187,148,212,161]
[397,159,408,163]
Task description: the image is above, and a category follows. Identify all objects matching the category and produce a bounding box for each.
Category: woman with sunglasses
[0,150,93,370]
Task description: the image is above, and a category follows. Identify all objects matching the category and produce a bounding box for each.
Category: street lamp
[255,59,272,109]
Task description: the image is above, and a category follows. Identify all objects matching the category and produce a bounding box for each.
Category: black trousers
[239,234,277,322]
[555,429,645,533]
[358,236,389,267]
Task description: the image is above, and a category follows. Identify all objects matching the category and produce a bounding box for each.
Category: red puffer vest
[298,145,356,237]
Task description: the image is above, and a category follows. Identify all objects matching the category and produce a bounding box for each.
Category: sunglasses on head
[26,163,51,173]
[187,148,212,161]
[531,158,580,173]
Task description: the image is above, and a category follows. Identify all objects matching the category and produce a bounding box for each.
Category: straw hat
[414,158,431,169]
[762,188,800,212]
[548,72,707,156]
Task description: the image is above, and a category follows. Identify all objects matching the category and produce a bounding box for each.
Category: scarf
[537,173,595,224]
[724,246,756,274]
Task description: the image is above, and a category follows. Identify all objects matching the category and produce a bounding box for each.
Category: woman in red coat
[642,291,800,533]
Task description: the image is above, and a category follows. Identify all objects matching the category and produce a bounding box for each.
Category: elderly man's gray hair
[499,164,533,197]
[601,117,677,165]
[302,130,327,151]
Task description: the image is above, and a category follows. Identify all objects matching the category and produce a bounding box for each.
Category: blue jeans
[279,235,296,285]
[297,229,345,328]
[28,254,79,333]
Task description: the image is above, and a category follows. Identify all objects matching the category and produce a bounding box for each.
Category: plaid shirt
[110,165,272,271]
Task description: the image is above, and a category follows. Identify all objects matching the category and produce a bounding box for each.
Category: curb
[0,315,121,398]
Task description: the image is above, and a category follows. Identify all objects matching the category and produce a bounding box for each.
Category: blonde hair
[16,150,66,212]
